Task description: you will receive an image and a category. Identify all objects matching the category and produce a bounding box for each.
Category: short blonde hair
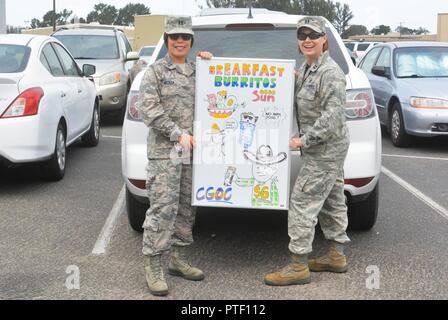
[323,39,329,52]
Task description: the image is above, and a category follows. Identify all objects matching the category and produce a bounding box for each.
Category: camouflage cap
[165,15,194,35]
[297,16,326,34]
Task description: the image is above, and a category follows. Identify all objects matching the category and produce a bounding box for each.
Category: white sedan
[0,34,100,181]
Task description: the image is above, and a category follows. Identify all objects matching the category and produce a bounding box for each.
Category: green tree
[253,0,294,13]
[86,3,118,25]
[70,16,87,24]
[205,0,345,24]
[341,24,368,39]
[205,0,340,20]
[395,25,413,35]
[414,27,430,35]
[30,18,41,29]
[41,10,59,27]
[334,2,353,34]
[371,25,391,35]
[29,9,72,28]
[294,0,337,23]
[86,9,98,23]
[58,9,73,25]
[7,26,22,34]
[116,3,150,26]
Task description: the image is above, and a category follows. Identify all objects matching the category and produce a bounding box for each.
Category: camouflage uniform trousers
[288,157,350,255]
[142,160,196,256]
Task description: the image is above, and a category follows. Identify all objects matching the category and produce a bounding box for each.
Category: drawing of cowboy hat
[243,145,287,166]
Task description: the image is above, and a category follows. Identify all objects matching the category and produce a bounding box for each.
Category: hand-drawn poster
[192,57,295,210]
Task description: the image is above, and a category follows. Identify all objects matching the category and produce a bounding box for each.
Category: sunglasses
[297,31,324,41]
[168,34,193,41]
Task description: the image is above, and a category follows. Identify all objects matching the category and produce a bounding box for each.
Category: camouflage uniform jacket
[138,54,196,159]
[295,51,349,162]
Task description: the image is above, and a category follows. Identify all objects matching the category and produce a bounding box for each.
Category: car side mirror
[126,51,140,61]
[82,64,96,77]
[372,66,391,79]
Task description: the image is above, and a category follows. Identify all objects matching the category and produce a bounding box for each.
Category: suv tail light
[1,87,44,119]
[129,179,146,189]
[345,89,375,120]
[345,177,374,188]
[126,91,142,122]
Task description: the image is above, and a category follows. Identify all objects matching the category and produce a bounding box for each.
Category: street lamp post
[398,21,405,38]
[0,0,6,34]
[53,0,56,31]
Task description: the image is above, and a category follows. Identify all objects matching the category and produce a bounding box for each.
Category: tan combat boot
[264,254,311,286]
[308,244,348,273]
[168,245,204,281]
[145,255,169,296]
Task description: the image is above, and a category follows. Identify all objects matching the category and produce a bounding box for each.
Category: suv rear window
[54,35,119,59]
[0,44,31,73]
[156,28,349,74]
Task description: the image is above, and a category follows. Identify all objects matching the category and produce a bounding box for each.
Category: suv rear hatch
[156,23,349,75]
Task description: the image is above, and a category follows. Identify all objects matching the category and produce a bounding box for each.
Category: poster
[192,57,295,210]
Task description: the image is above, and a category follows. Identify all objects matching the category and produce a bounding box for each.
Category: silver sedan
[358,41,448,147]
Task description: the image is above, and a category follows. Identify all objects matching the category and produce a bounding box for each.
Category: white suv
[121,10,382,232]
[344,41,380,64]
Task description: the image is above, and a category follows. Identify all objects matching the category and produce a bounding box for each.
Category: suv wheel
[126,187,148,233]
[390,103,412,147]
[348,185,379,231]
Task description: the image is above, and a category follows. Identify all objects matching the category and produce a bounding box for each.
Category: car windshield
[156,28,348,74]
[395,47,448,78]
[140,47,155,56]
[0,44,31,73]
[54,35,119,59]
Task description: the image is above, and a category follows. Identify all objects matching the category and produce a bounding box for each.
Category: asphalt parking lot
[1,115,447,300]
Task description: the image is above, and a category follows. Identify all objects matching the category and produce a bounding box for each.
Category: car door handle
[60,92,66,98]
[78,89,83,94]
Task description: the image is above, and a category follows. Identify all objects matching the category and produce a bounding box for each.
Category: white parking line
[383,154,448,161]
[91,185,126,255]
[102,135,122,140]
[381,166,448,221]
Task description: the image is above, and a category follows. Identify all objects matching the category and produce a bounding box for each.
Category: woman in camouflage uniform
[265,16,351,286]
[138,16,212,296]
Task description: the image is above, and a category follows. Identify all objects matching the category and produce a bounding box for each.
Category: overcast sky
[5,0,448,33]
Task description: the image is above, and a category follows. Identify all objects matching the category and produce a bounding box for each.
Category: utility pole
[398,21,405,38]
[53,0,56,31]
[0,0,6,34]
